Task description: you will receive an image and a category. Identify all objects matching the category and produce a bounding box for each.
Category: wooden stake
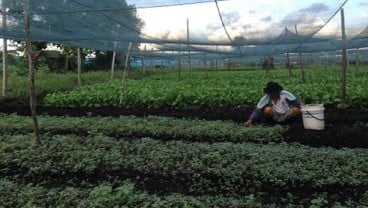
[295,24,305,83]
[341,8,348,107]
[77,47,82,86]
[110,51,116,81]
[2,2,8,96]
[119,42,132,106]
[25,6,41,145]
[187,18,191,83]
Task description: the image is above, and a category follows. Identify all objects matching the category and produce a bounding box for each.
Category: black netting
[0,0,367,63]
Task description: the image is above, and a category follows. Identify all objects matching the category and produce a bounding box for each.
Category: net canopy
[0,0,368,62]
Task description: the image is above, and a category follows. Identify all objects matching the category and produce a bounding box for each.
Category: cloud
[221,11,241,25]
[242,24,252,30]
[206,23,222,31]
[206,11,242,33]
[280,13,320,26]
[279,3,329,33]
[299,3,329,14]
[260,16,272,22]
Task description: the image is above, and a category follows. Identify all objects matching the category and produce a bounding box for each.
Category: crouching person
[245,81,302,126]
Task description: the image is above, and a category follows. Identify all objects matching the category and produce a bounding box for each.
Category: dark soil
[1,101,368,148]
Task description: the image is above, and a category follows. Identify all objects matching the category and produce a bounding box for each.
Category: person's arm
[245,95,268,126]
[245,108,262,125]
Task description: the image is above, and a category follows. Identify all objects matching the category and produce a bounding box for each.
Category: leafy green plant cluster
[0,178,271,208]
[0,114,284,143]
[43,68,368,109]
[1,134,368,207]
[1,70,130,101]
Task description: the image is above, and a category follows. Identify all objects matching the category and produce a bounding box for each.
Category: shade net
[0,0,367,62]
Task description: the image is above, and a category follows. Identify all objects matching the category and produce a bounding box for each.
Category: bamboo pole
[2,39,8,97]
[286,52,292,76]
[187,18,191,83]
[110,51,116,81]
[77,47,82,86]
[119,42,132,106]
[355,48,360,70]
[295,24,305,83]
[143,45,146,75]
[341,8,348,107]
[24,5,41,145]
[2,2,8,96]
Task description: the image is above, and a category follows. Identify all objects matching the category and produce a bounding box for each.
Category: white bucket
[300,104,325,130]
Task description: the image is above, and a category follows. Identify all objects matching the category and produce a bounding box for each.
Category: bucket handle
[305,110,324,121]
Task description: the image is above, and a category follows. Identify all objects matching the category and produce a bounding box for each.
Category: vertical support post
[187,18,191,82]
[215,45,218,70]
[355,48,360,70]
[295,24,305,83]
[77,47,82,86]
[285,28,292,76]
[2,39,7,96]
[2,2,8,96]
[119,42,132,106]
[24,4,41,145]
[286,52,292,76]
[110,51,116,81]
[143,45,147,75]
[178,51,182,79]
[150,48,153,69]
[341,8,348,107]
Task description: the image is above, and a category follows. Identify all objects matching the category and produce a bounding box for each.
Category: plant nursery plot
[1,69,368,207]
[1,104,368,148]
[1,133,368,207]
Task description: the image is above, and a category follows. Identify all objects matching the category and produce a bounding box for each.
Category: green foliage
[2,67,368,208]
[0,134,368,207]
[43,68,368,109]
[36,63,52,73]
[0,114,285,144]
[0,178,267,207]
[8,64,27,76]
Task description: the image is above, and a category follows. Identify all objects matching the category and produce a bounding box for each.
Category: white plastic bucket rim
[300,104,325,130]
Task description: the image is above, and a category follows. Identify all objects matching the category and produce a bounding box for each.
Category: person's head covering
[263,81,283,94]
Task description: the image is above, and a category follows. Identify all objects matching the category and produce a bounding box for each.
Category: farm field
[1,68,368,207]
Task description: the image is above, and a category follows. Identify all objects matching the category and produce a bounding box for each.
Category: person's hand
[244,119,252,126]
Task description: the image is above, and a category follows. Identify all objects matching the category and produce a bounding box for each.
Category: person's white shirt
[256,90,297,114]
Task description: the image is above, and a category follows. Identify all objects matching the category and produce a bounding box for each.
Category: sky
[132,0,368,43]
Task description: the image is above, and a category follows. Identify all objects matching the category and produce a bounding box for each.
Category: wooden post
[341,8,348,107]
[285,28,292,76]
[150,48,153,69]
[215,45,218,70]
[24,4,41,145]
[295,24,305,83]
[77,47,82,86]
[2,2,8,96]
[286,52,292,76]
[355,48,360,70]
[110,51,116,81]
[2,38,7,96]
[119,42,132,106]
[187,18,191,82]
[178,54,182,78]
[143,45,147,75]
